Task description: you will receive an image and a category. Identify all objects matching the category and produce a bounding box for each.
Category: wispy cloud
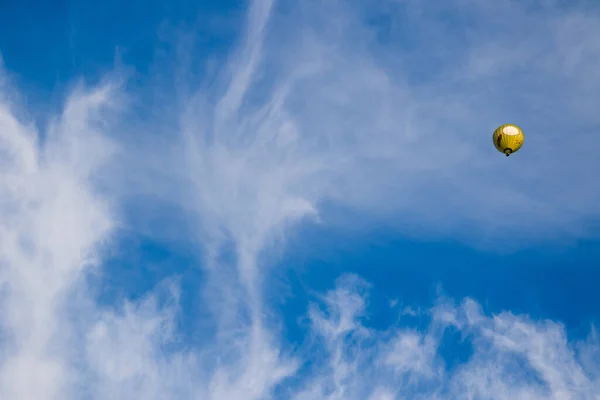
[286,274,600,399]
[0,75,120,398]
[147,0,600,253]
[0,0,599,399]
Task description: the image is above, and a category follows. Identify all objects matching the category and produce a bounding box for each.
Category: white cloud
[293,275,600,400]
[0,0,599,399]
[0,76,119,398]
[125,0,600,257]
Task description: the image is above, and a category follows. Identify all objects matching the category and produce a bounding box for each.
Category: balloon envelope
[493,124,524,157]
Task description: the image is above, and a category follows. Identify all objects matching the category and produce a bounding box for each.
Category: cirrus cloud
[1,0,599,399]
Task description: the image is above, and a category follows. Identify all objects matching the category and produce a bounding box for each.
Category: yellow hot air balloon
[493,124,524,157]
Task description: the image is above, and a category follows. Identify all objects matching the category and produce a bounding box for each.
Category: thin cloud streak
[292,274,600,400]
[160,0,600,258]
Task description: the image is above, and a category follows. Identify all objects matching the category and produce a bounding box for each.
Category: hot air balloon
[493,124,524,157]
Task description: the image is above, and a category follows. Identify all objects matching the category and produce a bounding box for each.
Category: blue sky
[1,0,600,399]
